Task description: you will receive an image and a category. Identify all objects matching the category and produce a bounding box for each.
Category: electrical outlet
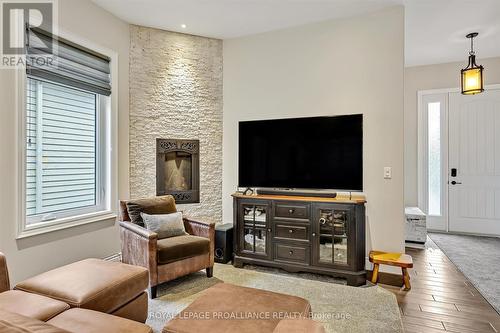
[384,167,392,179]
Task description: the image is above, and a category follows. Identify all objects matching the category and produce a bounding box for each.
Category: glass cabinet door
[241,204,269,257]
[317,208,349,266]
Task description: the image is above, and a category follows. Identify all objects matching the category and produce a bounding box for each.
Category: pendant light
[461,32,484,95]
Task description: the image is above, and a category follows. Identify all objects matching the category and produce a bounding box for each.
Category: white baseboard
[103,252,121,262]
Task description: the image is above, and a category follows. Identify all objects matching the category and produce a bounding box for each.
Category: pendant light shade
[461,32,484,95]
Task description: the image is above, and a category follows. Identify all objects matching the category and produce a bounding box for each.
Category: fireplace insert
[156,139,200,204]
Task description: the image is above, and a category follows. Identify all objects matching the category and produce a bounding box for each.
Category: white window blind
[26,77,99,223]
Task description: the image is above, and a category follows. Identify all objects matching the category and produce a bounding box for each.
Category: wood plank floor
[379,239,500,333]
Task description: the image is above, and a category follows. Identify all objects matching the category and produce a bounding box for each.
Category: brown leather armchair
[119,196,215,299]
[0,252,10,293]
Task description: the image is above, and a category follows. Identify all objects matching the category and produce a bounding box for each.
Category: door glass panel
[318,209,348,265]
[243,227,254,252]
[253,228,267,254]
[241,204,267,255]
[243,205,267,226]
[333,210,348,264]
[428,102,441,216]
[318,209,334,264]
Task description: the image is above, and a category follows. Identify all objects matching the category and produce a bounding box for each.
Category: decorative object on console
[461,32,484,95]
[215,223,233,264]
[140,211,187,239]
[232,193,366,286]
[156,139,200,204]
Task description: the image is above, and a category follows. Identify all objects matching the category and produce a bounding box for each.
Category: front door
[448,90,500,235]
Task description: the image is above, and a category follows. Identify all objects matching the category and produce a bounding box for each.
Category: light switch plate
[384,167,392,179]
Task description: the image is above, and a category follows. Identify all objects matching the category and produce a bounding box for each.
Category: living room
[0,0,499,332]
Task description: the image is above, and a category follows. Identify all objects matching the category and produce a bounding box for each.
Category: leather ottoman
[163,283,317,333]
[14,259,149,322]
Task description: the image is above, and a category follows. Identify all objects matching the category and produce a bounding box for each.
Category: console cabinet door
[237,200,271,259]
[312,204,354,269]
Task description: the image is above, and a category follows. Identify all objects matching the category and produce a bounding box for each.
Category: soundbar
[256,188,337,198]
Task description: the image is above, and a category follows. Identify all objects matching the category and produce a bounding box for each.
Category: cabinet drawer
[274,243,310,264]
[275,203,309,219]
[275,224,309,241]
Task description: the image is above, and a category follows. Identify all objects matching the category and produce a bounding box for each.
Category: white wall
[128,26,223,223]
[0,0,129,284]
[404,57,500,206]
[223,6,406,254]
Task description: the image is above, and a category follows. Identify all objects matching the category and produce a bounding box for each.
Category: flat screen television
[238,114,363,191]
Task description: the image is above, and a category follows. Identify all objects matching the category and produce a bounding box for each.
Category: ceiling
[92,0,500,67]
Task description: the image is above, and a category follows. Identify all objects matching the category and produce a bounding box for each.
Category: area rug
[146,263,403,333]
[429,232,500,314]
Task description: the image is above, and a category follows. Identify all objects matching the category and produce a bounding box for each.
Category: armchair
[119,196,215,299]
[0,252,10,293]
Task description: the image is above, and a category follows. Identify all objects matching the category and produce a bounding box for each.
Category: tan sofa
[119,195,215,298]
[0,252,152,333]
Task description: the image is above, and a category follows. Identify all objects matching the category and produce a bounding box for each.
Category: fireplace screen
[156,139,199,204]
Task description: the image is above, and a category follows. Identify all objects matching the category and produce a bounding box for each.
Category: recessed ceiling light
[181,24,187,29]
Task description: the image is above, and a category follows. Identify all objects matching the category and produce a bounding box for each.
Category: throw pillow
[126,195,177,226]
[140,211,187,239]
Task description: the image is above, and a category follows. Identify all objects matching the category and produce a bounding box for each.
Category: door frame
[417,84,500,233]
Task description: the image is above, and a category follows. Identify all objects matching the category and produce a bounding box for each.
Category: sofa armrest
[119,221,158,286]
[0,252,10,292]
[119,221,157,240]
[183,218,215,267]
[183,218,215,239]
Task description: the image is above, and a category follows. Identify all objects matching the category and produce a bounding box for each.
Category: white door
[448,90,500,236]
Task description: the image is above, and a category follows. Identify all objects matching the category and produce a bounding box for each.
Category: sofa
[0,252,153,333]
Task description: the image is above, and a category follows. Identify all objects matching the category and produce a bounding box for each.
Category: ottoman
[163,283,316,333]
[14,259,149,323]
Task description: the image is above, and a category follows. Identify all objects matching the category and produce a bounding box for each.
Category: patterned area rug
[147,263,403,333]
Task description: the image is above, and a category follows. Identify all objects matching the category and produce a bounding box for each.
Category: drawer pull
[288,209,295,214]
[289,250,294,255]
[312,232,316,237]
[267,228,272,232]
[288,229,294,233]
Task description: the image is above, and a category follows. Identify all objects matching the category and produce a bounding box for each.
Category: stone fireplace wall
[129,25,223,223]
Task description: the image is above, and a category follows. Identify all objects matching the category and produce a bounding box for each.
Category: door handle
[450,181,462,185]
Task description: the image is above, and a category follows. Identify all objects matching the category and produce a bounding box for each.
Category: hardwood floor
[379,239,500,333]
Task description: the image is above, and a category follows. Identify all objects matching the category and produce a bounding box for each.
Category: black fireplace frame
[156,138,200,204]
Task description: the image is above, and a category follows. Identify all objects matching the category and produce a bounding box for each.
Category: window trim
[16,29,119,239]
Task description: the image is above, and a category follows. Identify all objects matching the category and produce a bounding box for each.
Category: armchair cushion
[141,212,187,239]
[125,195,177,226]
[157,235,210,265]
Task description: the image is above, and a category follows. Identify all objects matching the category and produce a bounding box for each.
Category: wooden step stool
[369,251,413,290]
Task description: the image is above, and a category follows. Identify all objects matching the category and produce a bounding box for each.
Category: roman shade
[26,27,111,96]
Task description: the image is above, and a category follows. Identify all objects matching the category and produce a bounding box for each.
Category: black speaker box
[215,223,233,264]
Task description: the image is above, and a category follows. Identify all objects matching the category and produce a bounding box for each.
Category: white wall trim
[15,27,120,239]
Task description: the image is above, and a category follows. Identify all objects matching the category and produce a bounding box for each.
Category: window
[428,102,441,216]
[19,27,115,236]
[25,77,105,224]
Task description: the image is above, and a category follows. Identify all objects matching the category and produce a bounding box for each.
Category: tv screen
[238,115,363,191]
